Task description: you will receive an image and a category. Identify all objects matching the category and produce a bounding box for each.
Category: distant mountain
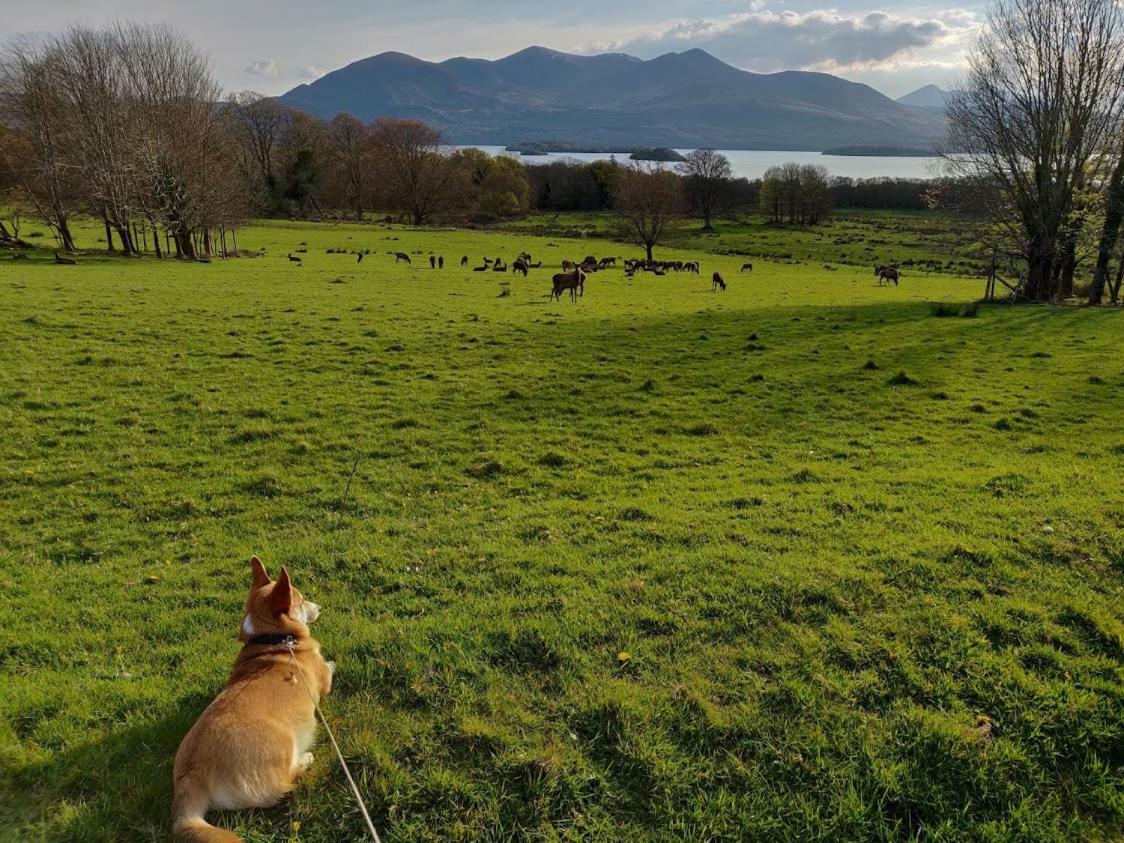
[280,46,948,152]
[897,85,950,110]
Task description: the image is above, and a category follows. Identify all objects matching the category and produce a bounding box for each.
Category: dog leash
[283,637,383,843]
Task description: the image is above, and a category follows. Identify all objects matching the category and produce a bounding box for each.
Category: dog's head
[240,556,321,640]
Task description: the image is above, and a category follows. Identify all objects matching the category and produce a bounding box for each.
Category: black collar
[245,633,296,647]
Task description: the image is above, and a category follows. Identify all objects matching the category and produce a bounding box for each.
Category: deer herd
[280,243,905,300]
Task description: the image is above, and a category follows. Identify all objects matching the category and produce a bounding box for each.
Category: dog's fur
[172,557,333,842]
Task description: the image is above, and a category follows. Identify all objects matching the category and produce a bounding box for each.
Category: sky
[4,0,983,99]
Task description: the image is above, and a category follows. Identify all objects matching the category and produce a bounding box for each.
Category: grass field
[1,216,1121,841]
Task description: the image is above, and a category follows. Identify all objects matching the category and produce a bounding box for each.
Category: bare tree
[614,164,685,261]
[943,0,1124,301]
[0,40,79,250]
[677,148,732,230]
[369,118,455,225]
[226,91,291,209]
[324,114,372,220]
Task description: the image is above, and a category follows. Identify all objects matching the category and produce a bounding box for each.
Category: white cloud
[245,59,278,76]
[590,8,978,76]
[300,65,326,79]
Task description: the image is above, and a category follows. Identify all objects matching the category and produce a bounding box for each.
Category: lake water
[457,145,947,181]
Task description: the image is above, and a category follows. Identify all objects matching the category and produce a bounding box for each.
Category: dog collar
[245,633,296,647]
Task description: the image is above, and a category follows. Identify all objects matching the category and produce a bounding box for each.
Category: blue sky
[5,1,982,98]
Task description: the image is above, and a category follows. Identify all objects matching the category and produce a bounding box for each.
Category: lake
[457,146,947,181]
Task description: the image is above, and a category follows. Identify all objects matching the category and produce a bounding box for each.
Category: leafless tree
[942,0,1124,301]
[677,149,732,230]
[614,164,686,261]
[324,114,373,220]
[226,91,291,208]
[369,118,456,225]
[0,41,79,250]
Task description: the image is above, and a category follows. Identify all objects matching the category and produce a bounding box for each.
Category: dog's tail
[172,783,241,843]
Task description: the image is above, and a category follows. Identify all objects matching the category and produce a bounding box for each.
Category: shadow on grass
[1,693,299,841]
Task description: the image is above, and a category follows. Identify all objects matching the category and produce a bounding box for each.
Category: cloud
[300,65,326,79]
[591,8,978,75]
[244,59,278,76]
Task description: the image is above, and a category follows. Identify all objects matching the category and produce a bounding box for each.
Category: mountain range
[280,47,948,152]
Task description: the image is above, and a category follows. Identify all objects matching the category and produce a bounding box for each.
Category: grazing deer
[875,265,899,286]
[551,268,585,302]
[685,261,700,274]
[395,252,411,264]
[461,255,469,267]
[712,272,726,291]
[740,263,753,272]
[287,254,302,264]
[513,259,529,277]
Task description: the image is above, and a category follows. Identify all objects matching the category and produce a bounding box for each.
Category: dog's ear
[269,566,293,616]
[250,555,271,589]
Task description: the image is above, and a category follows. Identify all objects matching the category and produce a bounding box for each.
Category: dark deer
[395,252,411,264]
[875,265,899,286]
[461,255,469,267]
[551,268,585,302]
[287,254,302,264]
[712,272,726,291]
[512,259,529,277]
[741,263,753,272]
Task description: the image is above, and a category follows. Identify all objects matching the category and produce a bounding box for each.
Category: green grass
[1,216,1122,842]
[500,209,988,276]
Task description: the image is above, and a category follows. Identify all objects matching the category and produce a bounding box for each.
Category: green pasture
[0,216,1121,841]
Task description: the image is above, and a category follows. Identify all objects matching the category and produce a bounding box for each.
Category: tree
[370,118,455,225]
[759,163,831,225]
[677,149,732,229]
[226,91,291,210]
[325,114,372,221]
[0,40,80,250]
[943,0,1124,301]
[614,164,685,261]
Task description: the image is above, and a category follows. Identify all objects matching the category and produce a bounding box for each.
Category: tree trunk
[105,221,114,252]
[1058,237,1077,300]
[57,219,77,253]
[231,228,238,255]
[1090,157,1124,304]
[645,242,654,261]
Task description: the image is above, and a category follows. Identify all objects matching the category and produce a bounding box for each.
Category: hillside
[280,46,948,151]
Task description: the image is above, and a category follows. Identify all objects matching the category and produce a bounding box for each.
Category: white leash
[285,637,382,843]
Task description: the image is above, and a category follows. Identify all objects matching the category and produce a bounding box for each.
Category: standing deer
[551,268,585,302]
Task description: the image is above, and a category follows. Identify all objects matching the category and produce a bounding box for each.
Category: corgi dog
[172,557,334,842]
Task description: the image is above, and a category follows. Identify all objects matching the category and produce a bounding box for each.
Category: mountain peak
[897,84,949,109]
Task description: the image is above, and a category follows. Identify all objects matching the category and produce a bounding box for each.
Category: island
[821,145,936,157]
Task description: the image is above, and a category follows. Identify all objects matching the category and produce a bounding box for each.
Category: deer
[395,252,411,264]
[551,268,585,302]
[712,272,726,291]
[287,254,302,264]
[875,265,900,286]
[741,263,753,272]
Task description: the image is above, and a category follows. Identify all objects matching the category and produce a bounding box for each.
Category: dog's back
[172,558,333,842]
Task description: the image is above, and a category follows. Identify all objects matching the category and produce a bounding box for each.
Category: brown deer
[712,272,726,291]
[875,265,899,286]
[551,268,585,302]
[741,263,753,272]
